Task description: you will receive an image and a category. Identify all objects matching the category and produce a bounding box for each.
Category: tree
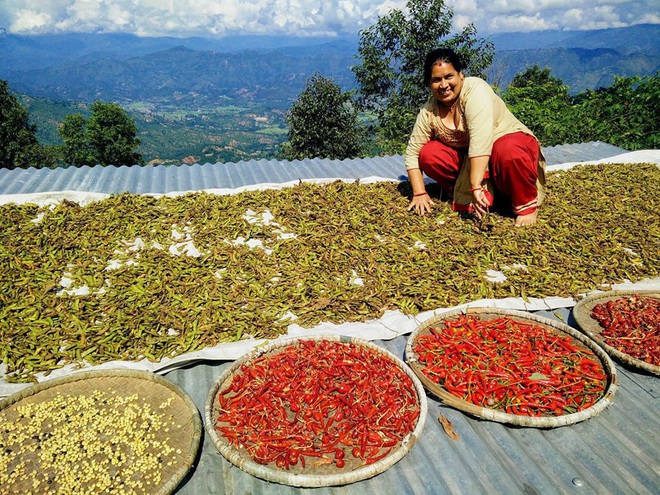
[502,65,575,146]
[59,113,95,166]
[87,101,143,166]
[0,80,53,169]
[501,68,659,150]
[280,73,367,161]
[352,0,494,154]
[571,75,659,151]
[58,101,143,166]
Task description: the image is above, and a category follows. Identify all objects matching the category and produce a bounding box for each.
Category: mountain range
[1,24,658,164]
[1,24,658,106]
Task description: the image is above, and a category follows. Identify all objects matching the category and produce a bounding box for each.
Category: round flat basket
[405,307,618,428]
[204,335,427,487]
[573,290,660,375]
[0,369,202,495]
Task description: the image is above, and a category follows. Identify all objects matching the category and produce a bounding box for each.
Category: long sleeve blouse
[405,77,537,169]
[404,77,546,208]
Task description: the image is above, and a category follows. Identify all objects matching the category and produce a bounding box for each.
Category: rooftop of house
[0,141,633,197]
[1,142,658,495]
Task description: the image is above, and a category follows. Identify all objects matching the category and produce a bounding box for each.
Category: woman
[405,48,546,226]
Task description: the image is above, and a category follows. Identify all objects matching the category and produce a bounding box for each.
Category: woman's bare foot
[515,210,537,227]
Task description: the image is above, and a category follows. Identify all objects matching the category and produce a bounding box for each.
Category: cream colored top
[404,77,535,170]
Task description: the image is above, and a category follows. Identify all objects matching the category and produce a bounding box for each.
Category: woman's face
[429,61,464,106]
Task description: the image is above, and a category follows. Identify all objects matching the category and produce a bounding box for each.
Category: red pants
[419,132,540,215]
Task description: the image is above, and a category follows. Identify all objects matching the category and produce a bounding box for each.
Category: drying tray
[204,335,427,487]
[0,369,202,494]
[573,290,660,375]
[405,307,618,428]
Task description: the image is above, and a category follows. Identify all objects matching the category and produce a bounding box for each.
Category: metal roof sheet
[166,308,659,495]
[1,142,658,495]
[0,141,628,197]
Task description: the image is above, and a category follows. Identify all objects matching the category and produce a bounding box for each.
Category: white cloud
[0,0,656,36]
[10,9,52,32]
[486,13,556,33]
[449,0,656,33]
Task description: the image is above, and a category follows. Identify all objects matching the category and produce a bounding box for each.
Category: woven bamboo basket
[0,369,202,494]
[573,290,660,376]
[405,307,618,428]
[204,335,427,487]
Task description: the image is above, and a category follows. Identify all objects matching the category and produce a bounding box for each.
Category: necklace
[438,98,461,130]
[443,98,459,114]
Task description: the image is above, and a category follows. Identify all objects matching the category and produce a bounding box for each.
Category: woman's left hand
[472,187,492,218]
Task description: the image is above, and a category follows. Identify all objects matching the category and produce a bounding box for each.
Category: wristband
[468,187,483,192]
[413,192,429,197]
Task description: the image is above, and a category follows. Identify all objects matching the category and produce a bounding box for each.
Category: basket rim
[404,307,618,428]
[572,289,660,375]
[0,368,202,495]
[203,334,428,487]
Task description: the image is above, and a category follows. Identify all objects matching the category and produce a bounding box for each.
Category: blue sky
[1,0,658,37]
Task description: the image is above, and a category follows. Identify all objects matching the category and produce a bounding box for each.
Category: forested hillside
[2,25,658,102]
[2,24,658,164]
[6,46,356,106]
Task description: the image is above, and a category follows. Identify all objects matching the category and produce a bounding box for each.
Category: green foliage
[59,113,95,166]
[87,101,144,166]
[58,101,144,166]
[570,75,660,150]
[502,65,574,146]
[352,0,494,154]
[280,73,367,160]
[0,80,54,169]
[502,68,659,150]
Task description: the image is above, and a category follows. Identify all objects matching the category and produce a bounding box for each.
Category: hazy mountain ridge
[3,44,357,105]
[3,24,658,163]
[489,46,658,93]
[1,25,658,102]
[488,24,660,53]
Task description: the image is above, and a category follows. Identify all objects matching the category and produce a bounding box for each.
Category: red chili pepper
[412,314,608,417]
[591,296,659,366]
[215,339,420,471]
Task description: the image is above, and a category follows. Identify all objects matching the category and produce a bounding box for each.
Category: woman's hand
[408,192,434,215]
[471,187,492,219]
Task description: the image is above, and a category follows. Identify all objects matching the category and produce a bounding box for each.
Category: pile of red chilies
[413,315,608,416]
[591,295,660,366]
[214,339,420,470]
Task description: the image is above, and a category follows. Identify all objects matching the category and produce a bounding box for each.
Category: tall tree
[502,65,575,146]
[352,0,494,154]
[0,80,53,169]
[59,113,95,166]
[87,101,143,166]
[280,73,367,161]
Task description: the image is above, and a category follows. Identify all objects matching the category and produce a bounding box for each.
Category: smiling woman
[405,48,546,227]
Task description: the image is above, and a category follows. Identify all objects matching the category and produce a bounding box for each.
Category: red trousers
[419,132,540,215]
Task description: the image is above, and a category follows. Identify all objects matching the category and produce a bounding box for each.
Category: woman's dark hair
[423,48,464,86]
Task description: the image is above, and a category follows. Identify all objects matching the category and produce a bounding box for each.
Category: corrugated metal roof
[0,141,628,196]
[540,141,629,166]
[166,308,659,495]
[1,142,658,495]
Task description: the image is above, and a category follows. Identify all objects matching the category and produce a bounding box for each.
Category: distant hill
[488,24,660,53]
[2,44,358,106]
[1,25,658,102]
[0,31,359,72]
[2,24,658,163]
[487,24,660,92]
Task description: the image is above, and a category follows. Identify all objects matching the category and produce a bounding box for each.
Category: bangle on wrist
[468,186,483,192]
[413,192,429,197]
